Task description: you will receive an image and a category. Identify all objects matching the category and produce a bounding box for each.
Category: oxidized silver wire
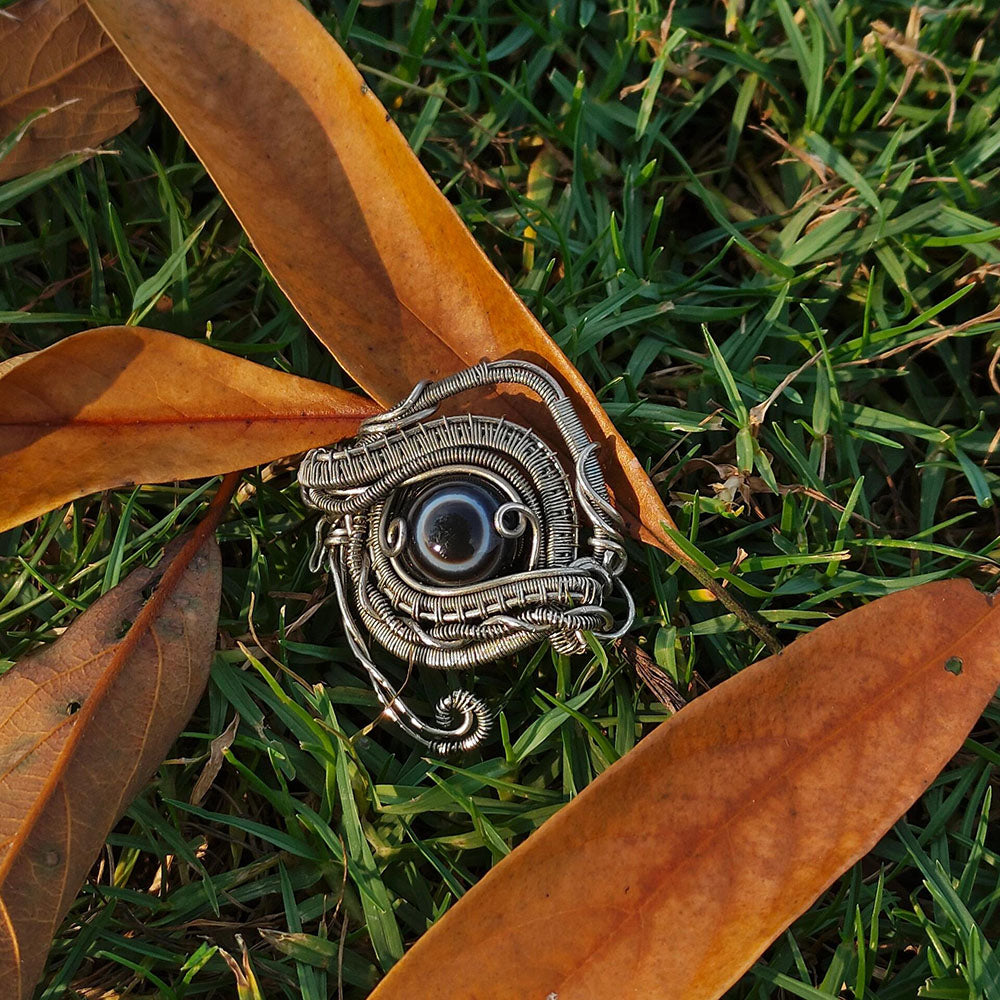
[298,360,634,753]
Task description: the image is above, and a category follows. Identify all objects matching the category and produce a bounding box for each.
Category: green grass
[3,0,1000,996]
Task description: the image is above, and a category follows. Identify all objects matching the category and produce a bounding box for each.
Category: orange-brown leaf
[0,326,380,530]
[0,480,231,999]
[81,0,681,558]
[368,579,1000,1000]
[0,0,140,181]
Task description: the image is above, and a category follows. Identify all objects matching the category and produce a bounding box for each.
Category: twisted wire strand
[299,360,633,752]
[329,556,491,753]
[302,415,575,543]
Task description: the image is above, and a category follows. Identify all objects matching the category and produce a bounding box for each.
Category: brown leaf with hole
[81,0,684,561]
[0,478,233,999]
[368,579,1000,1000]
[0,0,140,181]
[0,326,380,530]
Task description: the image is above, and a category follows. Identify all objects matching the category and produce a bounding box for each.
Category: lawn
[2,0,1000,997]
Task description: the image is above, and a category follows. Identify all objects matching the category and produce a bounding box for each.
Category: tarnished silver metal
[298,360,633,753]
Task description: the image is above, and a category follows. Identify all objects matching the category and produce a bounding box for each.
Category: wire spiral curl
[298,360,634,753]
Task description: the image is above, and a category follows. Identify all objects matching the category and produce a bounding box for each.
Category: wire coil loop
[298,360,633,753]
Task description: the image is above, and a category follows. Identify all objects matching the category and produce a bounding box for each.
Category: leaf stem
[686,563,783,655]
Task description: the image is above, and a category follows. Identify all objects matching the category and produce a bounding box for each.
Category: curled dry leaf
[81,0,683,562]
[0,326,380,531]
[189,711,239,806]
[0,477,233,999]
[368,579,1000,1000]
[0,0,140,181]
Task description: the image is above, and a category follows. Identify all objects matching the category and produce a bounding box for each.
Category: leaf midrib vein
[536,592,999,992]
[0,409,372,429]
[0,39,120,112]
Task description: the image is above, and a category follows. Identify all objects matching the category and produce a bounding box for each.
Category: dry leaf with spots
[370,579,1000,1000]
[0,481,232,999]
[0,1,995,997]
[0,0,139,181]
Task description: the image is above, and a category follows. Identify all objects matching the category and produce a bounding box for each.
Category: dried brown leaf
[0,477,234,998]
[0,0,139,180]
[0,326,380,530]
[189,712,239,806]
[368,579,1000,1000]
[0,354,34,379]
[81,0,686,564]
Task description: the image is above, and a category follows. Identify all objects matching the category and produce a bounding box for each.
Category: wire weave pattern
[298,360,633,752]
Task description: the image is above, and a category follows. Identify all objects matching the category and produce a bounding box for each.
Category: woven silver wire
[298,360,634,753]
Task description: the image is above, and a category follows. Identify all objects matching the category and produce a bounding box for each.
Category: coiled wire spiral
[298,360,633,753]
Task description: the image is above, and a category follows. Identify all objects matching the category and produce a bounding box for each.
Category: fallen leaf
[0,353,35,379]
[0,0,140,181]
[522,143,560,271]
[0,326,380,531]
[81,0,685,563]
[189,712,239,806]
[220,936,266,1000]
[367,579,1000,1000]
[0,474,235,999]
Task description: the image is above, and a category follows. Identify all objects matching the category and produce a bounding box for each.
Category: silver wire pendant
[298,360,634,753]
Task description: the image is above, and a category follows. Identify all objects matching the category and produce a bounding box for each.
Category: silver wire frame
[298,360,633,753]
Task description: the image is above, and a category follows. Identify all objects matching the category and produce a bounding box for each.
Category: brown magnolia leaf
[368,579,1000,1000]
[0,353,35,379]
[0,0,140,181]
[0,475,234,999]
[81,0,684,565]
[0,326,380,531]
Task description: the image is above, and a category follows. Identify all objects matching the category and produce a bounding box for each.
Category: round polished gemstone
[407,480,506,584]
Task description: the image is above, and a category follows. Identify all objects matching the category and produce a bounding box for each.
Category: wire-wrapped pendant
[298,360,633,753]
